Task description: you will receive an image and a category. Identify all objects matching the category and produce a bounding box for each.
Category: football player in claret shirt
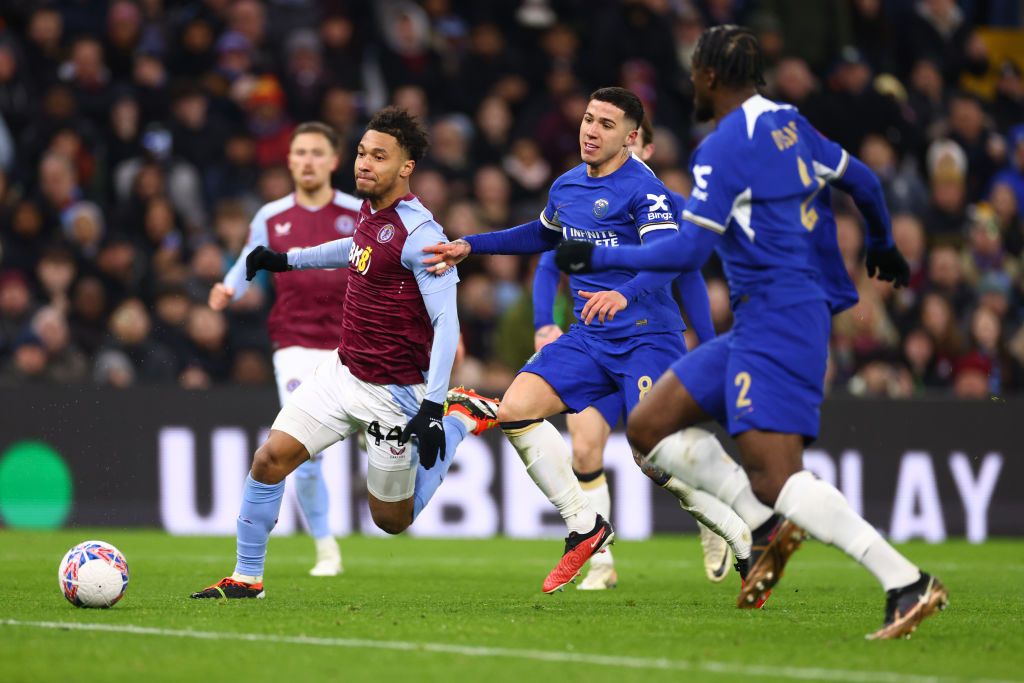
[424,87,750,595]
[531,116,746,590]
[192,107,498,600]
[556,26,946,639]
[209,121,360,578]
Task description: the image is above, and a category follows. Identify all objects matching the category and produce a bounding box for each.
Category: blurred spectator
[754,0,851,75]
[101,298,177,382]
[30,305,89,382]
[918,291,963,383]
[946,92,1004,202]
[926,244,974,317]
[0,271,36,357]
[860,134,929,215]
[924,139,969,244]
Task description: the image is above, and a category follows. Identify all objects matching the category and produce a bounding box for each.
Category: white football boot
[698,522,733,583]
[309,536,343,577]
[577,548,618,590]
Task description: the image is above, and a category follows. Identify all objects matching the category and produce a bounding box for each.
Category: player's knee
[251,444,288,485]
[625,418,657,456]
[571,441,602,472]
[371,509,410,535]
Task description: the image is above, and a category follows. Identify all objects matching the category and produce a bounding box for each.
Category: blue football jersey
[683,95,855,310]
[541,155,684,337]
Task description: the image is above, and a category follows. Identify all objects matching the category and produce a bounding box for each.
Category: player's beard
[694,97,714,123]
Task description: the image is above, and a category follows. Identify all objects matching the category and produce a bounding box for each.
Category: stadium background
[0,0,1021,539]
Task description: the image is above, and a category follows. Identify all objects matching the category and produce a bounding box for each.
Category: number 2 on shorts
[734,371,752,408]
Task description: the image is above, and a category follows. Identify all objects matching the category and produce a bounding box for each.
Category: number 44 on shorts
[367,420,403,447]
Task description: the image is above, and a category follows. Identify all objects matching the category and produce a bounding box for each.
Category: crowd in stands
[0,0,1022,399]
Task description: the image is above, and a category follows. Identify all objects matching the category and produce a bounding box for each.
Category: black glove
[400,399,446,469]
[555,240,596,274]
[865,246,910,288]
[246,246,290,281]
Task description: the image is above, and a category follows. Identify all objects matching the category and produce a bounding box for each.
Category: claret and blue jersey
[540,155,684,338]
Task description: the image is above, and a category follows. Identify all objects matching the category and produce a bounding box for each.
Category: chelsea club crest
[592,198,609,218]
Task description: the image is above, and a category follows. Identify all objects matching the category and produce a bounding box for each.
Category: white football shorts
[272,352,426,502]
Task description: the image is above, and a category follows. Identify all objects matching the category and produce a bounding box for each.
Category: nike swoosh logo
[589,534,603,550]
[570,263,584,272]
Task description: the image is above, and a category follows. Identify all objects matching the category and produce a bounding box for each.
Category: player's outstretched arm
[405,222,461,468]
[831,156,910,287]
[674,269,716,343]
[532,251,564,350]
[220,210,272,303]
[287,238,354,270]
[556,220,719,274]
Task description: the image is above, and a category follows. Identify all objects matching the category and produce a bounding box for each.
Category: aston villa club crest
[335,215,355,235]
[377,224,396,243]
[592,198,609,218]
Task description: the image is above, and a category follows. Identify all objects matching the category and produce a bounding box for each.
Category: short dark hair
[692,25,766,89]
[639,116,654,147]
[365,106,429,162]
[588,87,644,129]
[290,121,340,151]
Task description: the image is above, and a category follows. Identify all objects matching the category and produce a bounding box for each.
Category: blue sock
[413,416,468,520]
[235,473,285,577]
[294,457,330,539]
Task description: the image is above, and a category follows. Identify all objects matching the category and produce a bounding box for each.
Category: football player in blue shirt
[425,87,749,594]
[532,116,746,590]
[555,27,946,639]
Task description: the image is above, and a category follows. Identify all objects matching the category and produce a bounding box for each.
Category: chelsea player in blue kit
[424,87,738,593]
[532,116,749,590]
[556,27,947,639]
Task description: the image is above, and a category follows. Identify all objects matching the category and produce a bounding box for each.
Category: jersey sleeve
[539,176,565,233]
[628,175,679,240]
[223,207,270,300]
[796,115,849,182]
[681,135,747,234]
[402,220,460,295]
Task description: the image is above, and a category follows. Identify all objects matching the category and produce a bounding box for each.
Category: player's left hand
[579,290,627,325]
[246,246,290,280]
[865,246,910,288]
[422,239,470,275]
[400,399,446,469]
[555,240,595,274]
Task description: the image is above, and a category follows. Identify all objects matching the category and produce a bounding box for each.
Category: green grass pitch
[1,531,1022,682]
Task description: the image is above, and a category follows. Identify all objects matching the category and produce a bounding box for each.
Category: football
[58,540,130,608]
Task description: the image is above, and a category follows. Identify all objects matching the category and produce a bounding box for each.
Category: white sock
[230,572,262,584]
[662,476,752,560]
[579,473,613,566]
[647,429,775,530]
[505,420,596,534]
[579,474,611,520]
[775,471,920,591]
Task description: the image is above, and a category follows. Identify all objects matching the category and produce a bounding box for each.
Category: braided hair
[692,25,766,88]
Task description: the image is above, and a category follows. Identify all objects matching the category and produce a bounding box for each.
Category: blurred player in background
[556,26,947,639]
[209,121,359,578]
[425,88,749,594]
[193,107,498,600]
[531,117,740,590]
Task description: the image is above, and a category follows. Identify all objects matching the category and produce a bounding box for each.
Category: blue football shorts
[671,299,830,441]
[521,324,687,420]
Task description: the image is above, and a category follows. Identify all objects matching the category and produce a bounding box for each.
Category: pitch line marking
[1,619,1015,683]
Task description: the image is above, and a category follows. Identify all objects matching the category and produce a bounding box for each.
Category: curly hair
[692,25,766,89]
[365,106,429,161]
